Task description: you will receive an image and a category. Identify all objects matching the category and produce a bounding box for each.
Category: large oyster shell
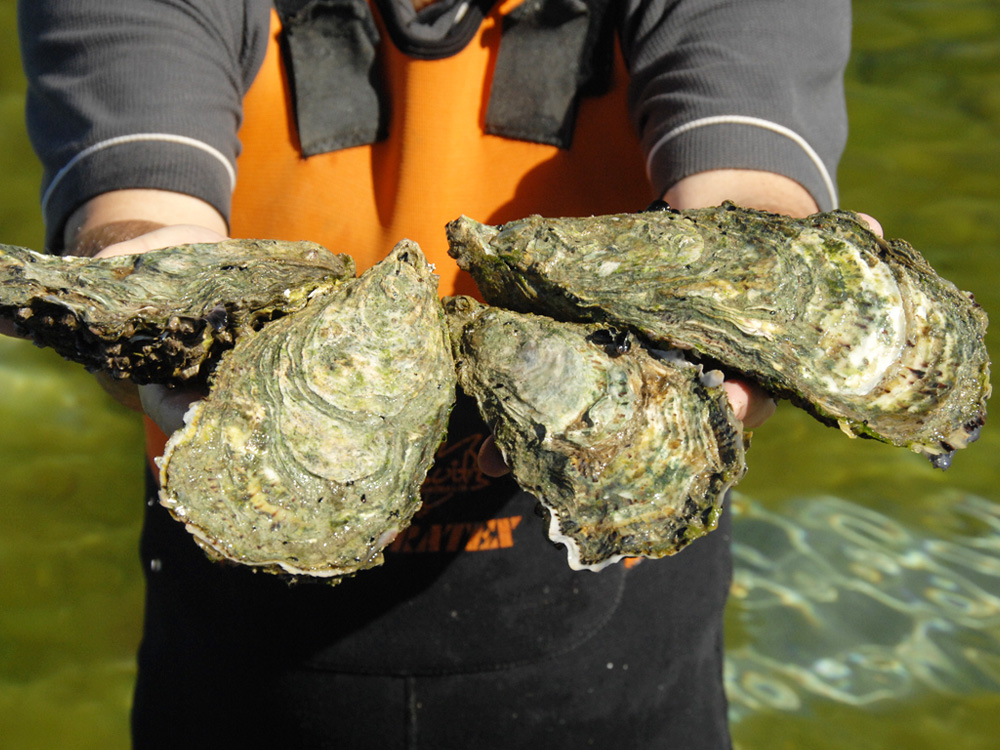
[447,205,991,467]
[158,241,456,578]
[0,239,355,383]
[444,295,746,570]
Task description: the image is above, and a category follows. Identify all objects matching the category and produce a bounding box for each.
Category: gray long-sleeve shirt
[18,0,851,251]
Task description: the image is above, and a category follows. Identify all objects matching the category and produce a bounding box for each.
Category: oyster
[158,241,456,578]
[0,239,355,384]
[447,204,991,467]
[444,295,746,570]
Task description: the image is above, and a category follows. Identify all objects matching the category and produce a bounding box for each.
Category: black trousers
[133,401,732,749]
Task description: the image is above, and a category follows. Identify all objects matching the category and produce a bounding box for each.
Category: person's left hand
[476,210,887,477]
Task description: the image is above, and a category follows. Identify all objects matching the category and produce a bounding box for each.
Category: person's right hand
[0,223,226,431]
[0,315,24,339]
[90,224,230,434]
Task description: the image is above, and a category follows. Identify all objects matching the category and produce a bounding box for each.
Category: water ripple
[726,492,1000,722]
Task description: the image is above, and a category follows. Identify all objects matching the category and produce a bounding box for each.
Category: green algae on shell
[444,295,746,570]
[0,239,355,384]
[446,205,991,468]
[158,241,456,579]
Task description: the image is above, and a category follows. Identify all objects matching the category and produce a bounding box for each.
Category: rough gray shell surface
[8,203,986,578]
[445,295,746,570]
[447,204,991,468]
[158,241,456,578]
[0,239,355,384]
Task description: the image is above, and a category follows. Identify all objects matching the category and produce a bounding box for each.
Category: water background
[1,1,998,747]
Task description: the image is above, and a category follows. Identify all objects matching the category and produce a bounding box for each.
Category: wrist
[68,219,166,258]
[62,188,228,255]
[663,169,819,217]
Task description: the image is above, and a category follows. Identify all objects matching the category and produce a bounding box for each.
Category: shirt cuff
[41,134,235,252]
[645,116,840,212]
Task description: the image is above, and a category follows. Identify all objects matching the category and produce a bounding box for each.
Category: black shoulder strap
[272,0,616,156]
[485,0,616,149]
[274,0,389,156]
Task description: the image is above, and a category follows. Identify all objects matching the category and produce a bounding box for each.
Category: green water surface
[1,1,998,748]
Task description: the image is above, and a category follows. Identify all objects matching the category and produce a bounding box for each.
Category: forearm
[623,0,850,212]
[19,1,268,252]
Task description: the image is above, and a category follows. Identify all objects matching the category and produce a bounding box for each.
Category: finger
[95,372,143,412]
[95,225,230,259]
[139,383,207,436]
[722,379,776,429]
[0,318,27,340]
[855,212,884,238]
[478,379,774,475]
[477,434,511,477]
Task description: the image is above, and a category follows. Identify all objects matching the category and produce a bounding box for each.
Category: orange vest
[232,2,651,287]
[146,1,653,461]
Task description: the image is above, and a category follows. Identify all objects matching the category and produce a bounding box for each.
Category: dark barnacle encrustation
[158,241,456,579]
[0,239,356,384]
[444,295,746,570]
[446,204,991,467]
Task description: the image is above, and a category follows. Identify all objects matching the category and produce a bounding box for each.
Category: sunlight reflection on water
[2,1,999,748]
[726,492,1000,722]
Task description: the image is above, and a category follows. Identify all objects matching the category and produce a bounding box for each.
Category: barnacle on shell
[158,241,456,578]
[447,204,991,467]
[0,239,355,383]
[445,296,746,570]
[3,202,990,578]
